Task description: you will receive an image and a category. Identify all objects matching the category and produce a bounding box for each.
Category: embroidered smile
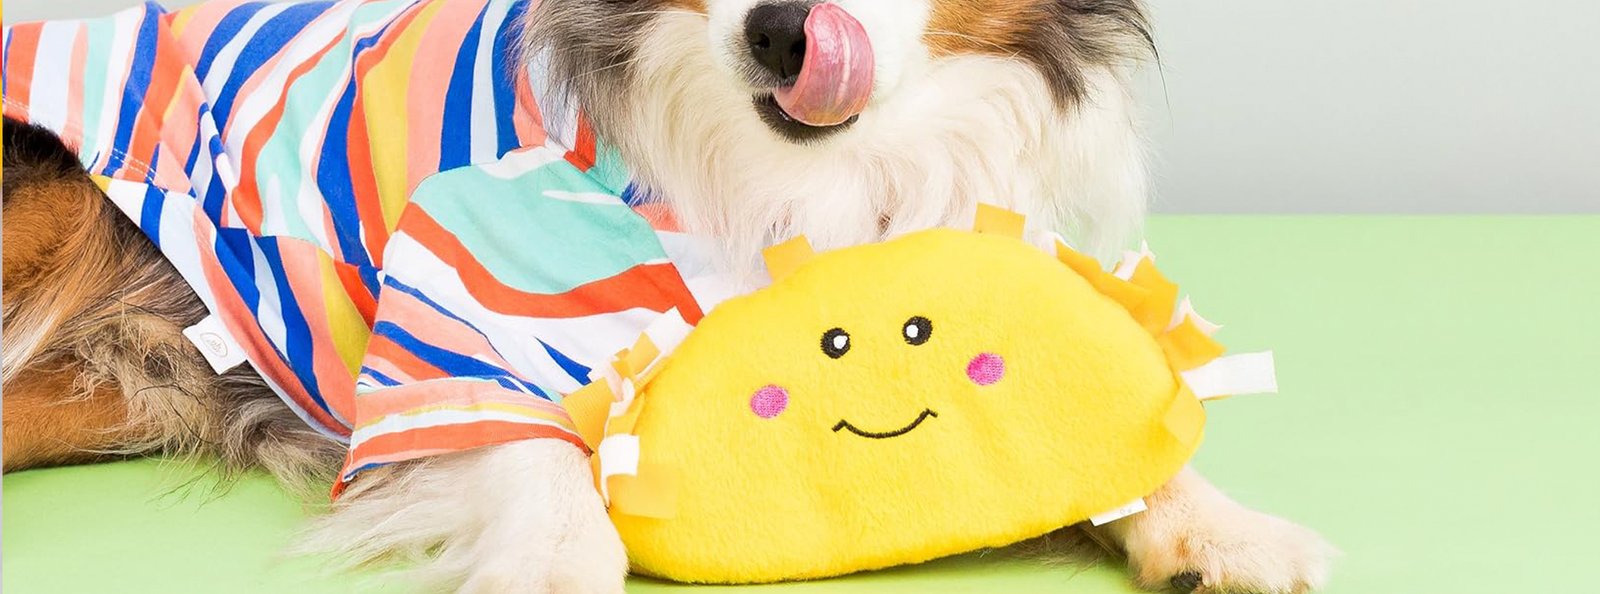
[832,409,938,439]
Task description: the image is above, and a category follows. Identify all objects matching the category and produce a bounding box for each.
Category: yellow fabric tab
[609,463,680,519]
[1128,260,1180,334]
[1054,240,1104,278]
[1056,240,1151,312]
[562,380,616,450]
[974,203,1026,238]
[1163,386,1206,447]
[762,236,816,281]
[1158,319,1227,372]
[619,335,659,381]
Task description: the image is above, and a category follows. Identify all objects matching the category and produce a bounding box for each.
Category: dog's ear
[974,203,1026,238]
[763,236,815,281]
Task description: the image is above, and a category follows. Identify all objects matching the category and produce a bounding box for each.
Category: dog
[2,0,1332,592]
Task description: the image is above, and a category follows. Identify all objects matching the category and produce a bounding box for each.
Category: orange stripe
[333,423,588,498]
[333,261,378,325]
[345,96,389,264]
[126,27,185,182]
[352,422,585,466]
[5,25,44,121]
[356,381,568,420]
[401,209,705,322]
[564,110,597,171]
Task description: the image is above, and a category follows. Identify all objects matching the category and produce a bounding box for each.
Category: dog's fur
[2,0,1331,592]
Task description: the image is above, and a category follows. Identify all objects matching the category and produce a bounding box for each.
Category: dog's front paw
[456,443,626,594]
[300,439,626,594]
[1121,503,1333,594]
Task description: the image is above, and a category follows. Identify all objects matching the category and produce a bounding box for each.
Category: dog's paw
[298,439,627,594]
[1122,503,1333,594]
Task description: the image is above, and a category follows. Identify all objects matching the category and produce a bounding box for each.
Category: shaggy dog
[2,0,1331,592]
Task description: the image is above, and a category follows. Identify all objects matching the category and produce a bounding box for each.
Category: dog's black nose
[745,2,810,81]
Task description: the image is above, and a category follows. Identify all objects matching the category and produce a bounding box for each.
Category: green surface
[5,216,1598,593]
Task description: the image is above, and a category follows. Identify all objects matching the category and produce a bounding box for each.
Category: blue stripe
[104,8,161,175]
[359,366,403,387]
[201,124,229,220]
[138,182,165,246]
[538,339,591,385]
[489,0,528,156]
[4,31,12,97]
[194,2,269,80]
[260,239,332,413]
[371,321,552,399]
[438,2,488,171]
[342,461,384,480]
[382,275,485,335]
[215,228,261,310]
[380,276,533,378]
[207,2,333,134]
[317,83,372,267]
[182,133,202,182]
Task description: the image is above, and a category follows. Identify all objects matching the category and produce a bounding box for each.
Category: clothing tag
[1089,497,1148,526]
[182,314,247,374]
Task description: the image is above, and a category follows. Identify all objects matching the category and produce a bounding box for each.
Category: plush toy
[561,205,1277,584]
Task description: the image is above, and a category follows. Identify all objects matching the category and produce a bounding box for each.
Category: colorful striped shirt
[2,0,713,494]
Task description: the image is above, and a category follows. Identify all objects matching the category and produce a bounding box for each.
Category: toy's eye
[902,316,932,346]
[821,328,851,358]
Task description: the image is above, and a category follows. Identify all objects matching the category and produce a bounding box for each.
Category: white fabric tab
[597,435,641,481]
[182,314,247,374]
[1089,497,1148,526]
[1168,297,1221,335]
[1181,351,1278,400]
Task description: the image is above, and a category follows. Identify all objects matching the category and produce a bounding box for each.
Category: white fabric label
[1181,351,1278,400]
[1089,497,1148,526]
[182,314,248,374]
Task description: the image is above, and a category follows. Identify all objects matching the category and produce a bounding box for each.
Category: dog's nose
[745,2,811,80]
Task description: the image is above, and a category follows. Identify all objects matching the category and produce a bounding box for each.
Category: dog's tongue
[773,3,874,127]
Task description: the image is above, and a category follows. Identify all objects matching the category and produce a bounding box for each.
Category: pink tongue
[773,3,875,127]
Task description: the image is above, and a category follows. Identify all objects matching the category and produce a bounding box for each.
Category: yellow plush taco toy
[561,205,1277,584]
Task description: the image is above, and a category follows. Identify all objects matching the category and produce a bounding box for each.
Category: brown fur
[1,119,343,495]
[925,0,1053,56]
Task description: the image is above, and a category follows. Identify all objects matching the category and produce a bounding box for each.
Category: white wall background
[1134,0,1600,213]
[7,0,1599,212]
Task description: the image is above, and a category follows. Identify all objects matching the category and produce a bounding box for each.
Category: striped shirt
[2,0,710,494]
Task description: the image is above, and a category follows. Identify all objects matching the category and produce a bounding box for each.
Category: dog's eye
[902,316,932,346]
[821,328,851,359]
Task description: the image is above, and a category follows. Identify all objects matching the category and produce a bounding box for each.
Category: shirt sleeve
[338,146,703,488]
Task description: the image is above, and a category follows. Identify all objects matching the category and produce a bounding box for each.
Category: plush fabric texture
[568,213,1238,583]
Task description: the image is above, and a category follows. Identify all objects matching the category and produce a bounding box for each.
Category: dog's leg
[1097,467,1334,594]
[299,439,626,594]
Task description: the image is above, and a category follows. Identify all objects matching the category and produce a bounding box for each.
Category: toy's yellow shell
[566,209,1257,583]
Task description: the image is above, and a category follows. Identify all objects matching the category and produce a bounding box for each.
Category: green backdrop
[6,216,1598,593]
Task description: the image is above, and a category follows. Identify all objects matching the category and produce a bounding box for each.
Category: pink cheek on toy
[750,385,789,419]
[966,353,1005,386]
